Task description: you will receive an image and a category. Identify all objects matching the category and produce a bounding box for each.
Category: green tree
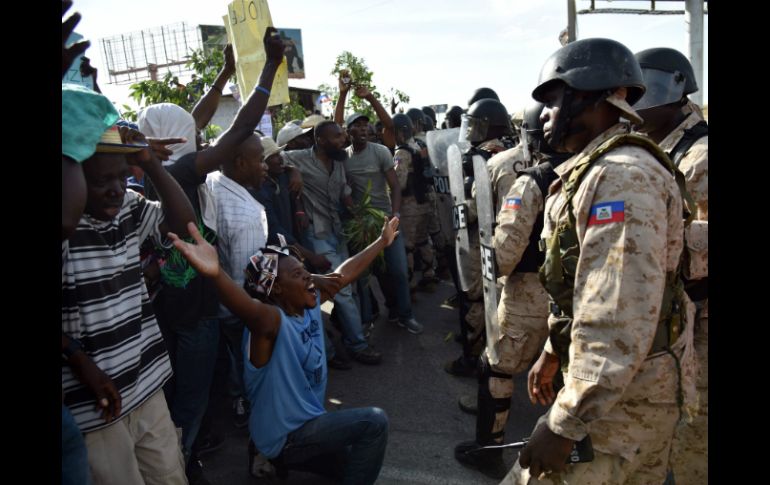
[319,51,410,121]
[271,91,308,131]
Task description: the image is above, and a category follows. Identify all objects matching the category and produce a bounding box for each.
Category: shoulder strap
[669,120,708,168]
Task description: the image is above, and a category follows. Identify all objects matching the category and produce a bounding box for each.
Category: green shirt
[344,142,395,215]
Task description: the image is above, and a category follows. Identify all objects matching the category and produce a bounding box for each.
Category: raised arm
[334,70,351,126]
[328,217,399,295]
[194,28,285,176]
[191,44,236,131]
[168,222,281,336]
[123,128,195,237]
[354,86,395,149]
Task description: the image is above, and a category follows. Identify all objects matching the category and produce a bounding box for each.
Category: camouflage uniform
[655,109,708,485]
[502,124,695,485]
[395,137,435,287]
[483,167,550,443]
[414,132,446,274]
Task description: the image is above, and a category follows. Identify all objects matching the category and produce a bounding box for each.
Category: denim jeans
[62,403,92,485]
[167,318,220,459]
[358,232,413,323]
[279,407,388,485]
[219,315,247,399]
[304,228,368,352]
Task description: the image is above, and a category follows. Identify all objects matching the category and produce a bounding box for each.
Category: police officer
[446,97,517,376]
[391,113,438,296]
[422,106,437,132]
[633,47,708,485]
[502,38,694,484]
[454,101,571,479]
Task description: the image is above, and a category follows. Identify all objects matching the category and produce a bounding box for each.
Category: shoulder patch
[588,201,624,226]
[503,197,521,211]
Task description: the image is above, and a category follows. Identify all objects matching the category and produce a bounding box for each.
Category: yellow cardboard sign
[224,0,290,106]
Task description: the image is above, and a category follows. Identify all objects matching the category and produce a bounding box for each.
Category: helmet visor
[459,114,489,143]
[634,68,686,111]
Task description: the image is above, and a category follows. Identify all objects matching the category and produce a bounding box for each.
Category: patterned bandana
[243,235,302,297]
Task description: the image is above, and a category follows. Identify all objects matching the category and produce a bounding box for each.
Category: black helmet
[461,98,513,143]
[392,113,414,140]
[421,106,437,125]
[446,105,464,128]
[406,108,425,131]
[422,113,435,131]
[532,38,645,105]
[468,87,499,107]
[521,100,559,154]
[633,47,697,110]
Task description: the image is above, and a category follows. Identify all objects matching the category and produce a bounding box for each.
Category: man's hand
[308,253,332,273]
[354,85,372,100]
[146,136,187,162]
[338,69,352,94]
[528,350,560,405]
[62,0,89,79]
[68,352,122,423]
[116,126,154,167]
[380,216,400,247]
[79,56,96,78]
[223,43,235,76]
[264,27,285,64]
[518,424,574,477]
[390,97,399,115]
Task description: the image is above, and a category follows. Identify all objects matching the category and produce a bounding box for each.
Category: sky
[71,0,708,115]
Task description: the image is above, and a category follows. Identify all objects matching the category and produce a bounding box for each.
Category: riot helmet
[532,38,645,151]
[460,98,513,144]
[422,106,437,127]
[446,105,464,128]
[467,87,499,107]
[406,108,425,133]
[392,113,414,143]
[633,47,698,111]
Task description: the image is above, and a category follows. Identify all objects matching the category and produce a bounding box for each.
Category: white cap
[276,122,312,146]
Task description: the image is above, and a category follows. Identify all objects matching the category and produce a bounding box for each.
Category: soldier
[404,107,440,290]
[445,98,517,377]
[502,38,695,484]
[454,100,572,479]
[392,113,437,293]
[633,47,708,485]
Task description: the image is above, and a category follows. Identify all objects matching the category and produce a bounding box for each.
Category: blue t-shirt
[243,292,327,458]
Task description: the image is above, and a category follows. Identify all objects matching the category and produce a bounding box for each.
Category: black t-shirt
[145,153,220,329]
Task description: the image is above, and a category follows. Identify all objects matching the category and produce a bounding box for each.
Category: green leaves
[343,181,387,267]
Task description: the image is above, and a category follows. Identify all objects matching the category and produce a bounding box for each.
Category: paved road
[203,279,546,484]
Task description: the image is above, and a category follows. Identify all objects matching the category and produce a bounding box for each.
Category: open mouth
[306,283,316,295]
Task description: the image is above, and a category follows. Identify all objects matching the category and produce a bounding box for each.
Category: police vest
[396,144,430,204]
[539,134,695,374]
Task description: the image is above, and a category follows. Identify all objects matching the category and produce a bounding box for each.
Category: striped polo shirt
[61,189,172,433]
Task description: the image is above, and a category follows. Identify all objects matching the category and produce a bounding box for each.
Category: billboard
[199,24,304,79]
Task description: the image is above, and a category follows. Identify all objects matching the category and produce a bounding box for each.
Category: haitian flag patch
[588,201,625,226]
[503,197,521,210]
